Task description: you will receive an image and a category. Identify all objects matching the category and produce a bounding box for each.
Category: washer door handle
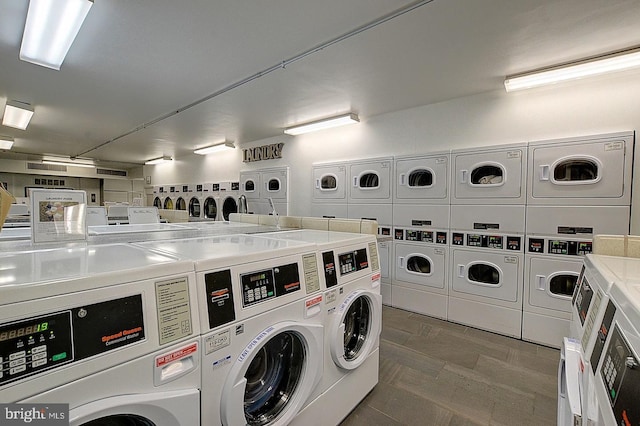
[460,170,468,184]
[457,264,465,278]
[540,165,550,181]
[536,274,546,290]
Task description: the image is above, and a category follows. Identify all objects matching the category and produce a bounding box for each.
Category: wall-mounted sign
[242,142,284,163]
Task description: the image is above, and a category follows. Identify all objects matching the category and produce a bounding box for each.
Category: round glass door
[222,197,237,221]
[553,158,599,182]
[82,415,156,425]
[321,175,337,190]
[358,172,379,189]
[175,197,186,210]
[267,179,280,192]
[245,180,256,192]
[153,197,161,208]
[204,197,217,219]
[163,197,173,209]
[549,273,578,298]
[406,255,432,274]
[468,263,500,285]
[408,169,433,187]
[471,164,503,185]
[342,296,372,361]
[189,197,200,217]
[243,331,305,426]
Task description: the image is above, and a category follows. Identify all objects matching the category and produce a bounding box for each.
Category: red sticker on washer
[305,295,323,308]
[372,272,381,281]
[156,342,198,367]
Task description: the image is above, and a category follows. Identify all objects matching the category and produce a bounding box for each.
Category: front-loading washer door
[527,256,582,313]
[163,197,173,210]
[394,243,446,289]
[70,388,200,426]
[220,322,323,426]
[330,289,382,370]
[221,196,237,221]
[188,197,201,218]
[203,197,217,219]
[451,249,520,302]
[153,197,162,209]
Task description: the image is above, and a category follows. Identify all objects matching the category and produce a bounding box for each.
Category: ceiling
[1,0,640,170]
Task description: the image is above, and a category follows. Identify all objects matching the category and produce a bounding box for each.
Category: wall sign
[242,142,284,163]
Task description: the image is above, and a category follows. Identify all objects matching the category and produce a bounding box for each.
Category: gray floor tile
[380,339,445,378]
[474,354,557,398]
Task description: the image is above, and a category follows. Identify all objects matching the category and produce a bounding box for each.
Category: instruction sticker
[205,329,231,355]
[156,277,193,345]
[369,241,380,272]
[302,253,321,293]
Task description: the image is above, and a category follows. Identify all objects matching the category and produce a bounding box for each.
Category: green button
[611,389,616,398]
[52,352,67,362]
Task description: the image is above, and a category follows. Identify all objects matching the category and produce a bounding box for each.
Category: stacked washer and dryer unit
[448,143,528,338]
[391,152,450,320]
[240,167,289,216]
[0,244,202,425]
[524,132,633,348]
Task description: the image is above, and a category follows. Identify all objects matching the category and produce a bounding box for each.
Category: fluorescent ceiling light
[284,113,359,135]
[2,101,34,130]
[145,156,173,165]
[20,0,93,70]
[504,48,640,92]
[42,159,95,168]
[0,137,14,150]
[194,141,235,155]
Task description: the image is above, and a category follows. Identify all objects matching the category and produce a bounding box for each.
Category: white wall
[145,72,640,232]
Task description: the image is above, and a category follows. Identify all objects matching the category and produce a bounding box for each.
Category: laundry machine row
[240,167,289,216]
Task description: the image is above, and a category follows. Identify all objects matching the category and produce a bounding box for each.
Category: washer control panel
[394,228,447,245]
[451,232,521,251]
[527,237,592,256]
[240,263,300,307]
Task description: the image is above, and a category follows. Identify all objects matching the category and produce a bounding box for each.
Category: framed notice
[30,189,88,244]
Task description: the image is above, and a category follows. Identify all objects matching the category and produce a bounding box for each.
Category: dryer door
[330,289,382,370]
[263,169,288,201]
[394,243,446,290]
[451,249,520,302]
[527,257,582,313]
[240,171,262,200]
[530,138,629,202]
[312,164,347,201]
[220,322,323,426]
[349,159,392,202]
[70,388,200,426]
[203,197,218,219]
[395,155,448,202]
[452,147,525,202]
[188,197,201,218]
[220,196,237,221]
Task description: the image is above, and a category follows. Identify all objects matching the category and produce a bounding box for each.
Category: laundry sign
[242,142,284,162]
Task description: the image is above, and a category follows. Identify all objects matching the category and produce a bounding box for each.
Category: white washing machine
[134,234,326,426]
[152,186,163,209]
[527,131,634,206]
[311,162,348,219]
[162,185,177,210]
[451,142,527,205]
[448,205,525,338]
[217,181,240,221]
[260,230,381,426]
[393,151,450,205]
[348,156,393,204]
[174,184,187,211]
[1,244,201,425]
[524,205,630,349]
[591,262,640,426]
[392,204,450,320]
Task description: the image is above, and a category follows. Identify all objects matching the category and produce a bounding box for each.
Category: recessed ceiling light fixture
[504,48,640,92]
[2,101,34,130]
[284,113,360,136]
[145,156,173,165]
[194,141,235,155]
[0,136,14,150]
[20,0,94,70]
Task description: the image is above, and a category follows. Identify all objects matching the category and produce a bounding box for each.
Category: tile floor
[341,306,560,426]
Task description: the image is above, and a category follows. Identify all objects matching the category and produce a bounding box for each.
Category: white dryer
[587,255,640,426]
[393,151,450,205]
[217,181,240,221]
[202,183,219,220]
[527,131,634,206]
[261,230,382,426]
[0,244,201,425]
[524,205,630,348]
[311,162,348,219]
[451,142,527,204]
[135,234,326,426]
[449,205,525,338]
[241,168,288,216]
[392,204,450,320]
[348,156,393,204]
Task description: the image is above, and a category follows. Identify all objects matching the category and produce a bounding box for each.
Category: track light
[284,113,360,135]
[194,141,235,155]
[0,137,14,150]
[145,156,173,165]
[504,48,640,92]
[2,101,34,130]
[20,0,94,70]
